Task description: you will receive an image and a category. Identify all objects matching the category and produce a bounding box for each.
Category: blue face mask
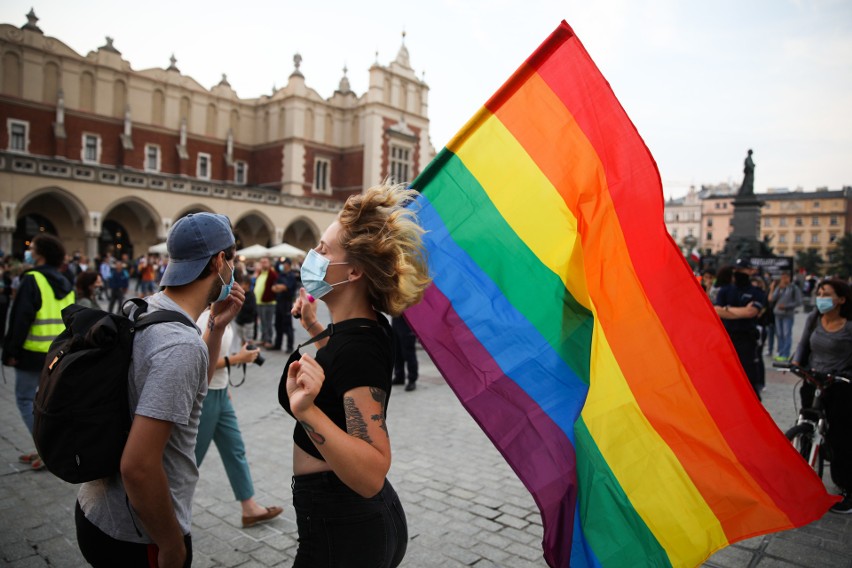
[23,250,34,264]
[815,297,835,314]
[300,249,349,300]
[214,261,234,303]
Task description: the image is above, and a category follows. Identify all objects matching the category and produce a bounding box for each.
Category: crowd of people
[703,261,852,514]
[4,217,850,565]
[1,183,429,567]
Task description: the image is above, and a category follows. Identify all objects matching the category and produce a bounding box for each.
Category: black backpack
[33,299,194,483]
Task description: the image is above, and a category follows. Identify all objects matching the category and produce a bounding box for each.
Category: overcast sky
[3,0,850,199]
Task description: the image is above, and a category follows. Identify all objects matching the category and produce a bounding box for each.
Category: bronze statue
[738,149,755,197]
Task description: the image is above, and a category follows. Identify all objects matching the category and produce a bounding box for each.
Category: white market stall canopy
[236,244,271,259]
[148,242,168,255]
[266,242,307,259]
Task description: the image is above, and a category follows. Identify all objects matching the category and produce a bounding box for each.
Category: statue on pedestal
[737,149,755,197]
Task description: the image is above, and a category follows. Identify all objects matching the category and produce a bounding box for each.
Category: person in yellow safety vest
[2,234,74,471]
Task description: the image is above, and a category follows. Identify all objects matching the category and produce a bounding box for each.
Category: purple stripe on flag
[406,284,578,567]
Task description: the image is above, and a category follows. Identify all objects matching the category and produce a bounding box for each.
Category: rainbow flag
[405,21,836,568]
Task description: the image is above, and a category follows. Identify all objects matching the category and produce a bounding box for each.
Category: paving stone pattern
[0,307,850,567]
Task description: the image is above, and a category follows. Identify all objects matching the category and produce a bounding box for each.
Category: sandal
[18,453,39,464]
[31,457,46,471]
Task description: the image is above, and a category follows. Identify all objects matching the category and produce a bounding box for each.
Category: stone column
[0,201,16,254]
[85,232,100,261]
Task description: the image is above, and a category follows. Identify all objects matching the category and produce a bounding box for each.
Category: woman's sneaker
[829,492,852,514]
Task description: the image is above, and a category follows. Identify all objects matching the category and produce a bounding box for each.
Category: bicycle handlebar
[772,361,850,389]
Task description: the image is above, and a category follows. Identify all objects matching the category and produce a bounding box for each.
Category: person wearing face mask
[75,213,245,568]
[714,258,768,400]
[2,235,75,471]
[194,294,283,529]
[279,183,431,568]
[792,279,852,514]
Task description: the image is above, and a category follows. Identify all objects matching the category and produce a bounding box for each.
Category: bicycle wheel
[785,424,823,477]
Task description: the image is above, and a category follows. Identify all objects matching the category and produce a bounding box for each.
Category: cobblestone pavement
[1,307,850,567]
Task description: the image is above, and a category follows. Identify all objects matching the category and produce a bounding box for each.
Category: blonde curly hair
[337,183,431,316]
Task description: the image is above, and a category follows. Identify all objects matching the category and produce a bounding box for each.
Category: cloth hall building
[0,10,434,260]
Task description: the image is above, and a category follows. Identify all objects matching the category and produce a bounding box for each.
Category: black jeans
[75,501,192,568]
[274,301,294,350]
[728,330,762,400]
[292,471,407,568]
[392,317,418,383]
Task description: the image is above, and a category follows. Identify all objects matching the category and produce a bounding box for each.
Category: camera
[246,344,265,366]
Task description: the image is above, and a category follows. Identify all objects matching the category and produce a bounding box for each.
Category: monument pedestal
[720,196,771,265]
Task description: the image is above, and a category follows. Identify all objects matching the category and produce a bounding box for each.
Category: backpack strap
[122,297,196,331]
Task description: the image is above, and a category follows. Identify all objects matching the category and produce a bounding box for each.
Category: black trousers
[729,330,762,400]
[292,472,407,568]
[801,381,852,492]
[392,317,418,383]
[274,301,294,350]
[75,501,192,568]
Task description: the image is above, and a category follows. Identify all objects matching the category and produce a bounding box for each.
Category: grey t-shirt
[77,292,208,542]
[808,319,852,375]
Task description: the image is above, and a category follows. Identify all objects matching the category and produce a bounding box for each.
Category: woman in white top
[196,308,283,527]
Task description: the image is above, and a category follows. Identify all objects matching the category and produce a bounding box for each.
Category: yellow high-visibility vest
[22,271,75,353]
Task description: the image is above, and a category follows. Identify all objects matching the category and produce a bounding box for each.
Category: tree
[795,249,824,275]
[827,233,852,278]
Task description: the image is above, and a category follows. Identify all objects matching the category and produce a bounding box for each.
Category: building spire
[291,53,303,77]
[337,64,351,93]
[167,53,180,73]
[394,30,411,69]
[22,8,43,33]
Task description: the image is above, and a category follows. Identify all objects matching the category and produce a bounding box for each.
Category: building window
[830,233,838,243]
[763,218,770,227]
[672,228,678,239]
[830,215,838,226]
[795,217,803,226]
[811,216,819,226]
[7,119,28,153]
[707,218,713,227]
[196,153,211,180]
[715,203,720,210]
[234,160,248,185]
[779,234,787,244]
[687,227,693,236]
[794,233,803,244]
[82,133,101,163]
[144,144,161,172]
[779,217,787,227]
[389,144,411,183]
[813,201,820,208]
[706,232,713,241]
[313,158,330,194]
[811,233,820,244]
[722,203,727,209]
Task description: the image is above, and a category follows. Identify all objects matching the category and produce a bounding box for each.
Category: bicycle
[773,361,851,478]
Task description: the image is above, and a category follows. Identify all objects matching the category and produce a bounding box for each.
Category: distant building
[760,188,852,260]
[0,10,434,259]
[663,185,701,252]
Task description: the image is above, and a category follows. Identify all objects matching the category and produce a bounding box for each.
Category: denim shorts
[292,471,407,568]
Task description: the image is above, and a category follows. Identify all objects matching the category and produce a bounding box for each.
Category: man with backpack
[75,213,244,568]
[2,234,74,471]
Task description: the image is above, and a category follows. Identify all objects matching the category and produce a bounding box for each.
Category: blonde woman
[278,183,430,567]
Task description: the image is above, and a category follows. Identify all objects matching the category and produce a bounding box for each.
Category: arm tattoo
[299,421,326,446]
[344,397,373,444]
[369,387,386,405]
[369,387,388,436]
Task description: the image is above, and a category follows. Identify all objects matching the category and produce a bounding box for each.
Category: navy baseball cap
[160,213,235,286]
